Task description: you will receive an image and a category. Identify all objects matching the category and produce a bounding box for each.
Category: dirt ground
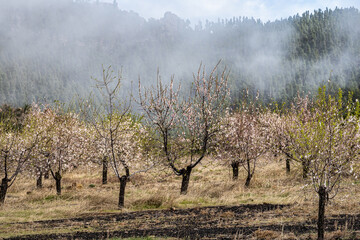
[2,203,360,240]
[2,158,360,240]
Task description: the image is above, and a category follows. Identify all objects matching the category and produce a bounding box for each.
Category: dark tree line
[0,1,360,106]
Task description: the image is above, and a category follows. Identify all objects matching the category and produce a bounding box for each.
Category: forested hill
[0,0,360,106]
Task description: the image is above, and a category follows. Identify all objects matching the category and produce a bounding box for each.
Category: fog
[0,0,359,106]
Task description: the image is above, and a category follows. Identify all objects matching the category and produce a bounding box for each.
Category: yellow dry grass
[1,154,360,226]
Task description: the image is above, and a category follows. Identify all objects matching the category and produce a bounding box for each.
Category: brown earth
[2,203,360,240]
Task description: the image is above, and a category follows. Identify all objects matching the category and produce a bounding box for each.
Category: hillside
[0,1,360,105]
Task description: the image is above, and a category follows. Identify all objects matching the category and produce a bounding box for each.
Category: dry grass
[253,229,281,240]
[1,154,360,228]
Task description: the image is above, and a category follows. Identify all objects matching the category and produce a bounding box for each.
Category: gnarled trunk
[231,161,239,180]
[102,158,108,185]
[0,177,9,204]
[317,186,327,240]
[302,159,309,179]
[54,171,62,195]
[36,171,43,189]
[180,166,192,195]
[245,159,253,187]
[286,158,290,173]
[245,173,252,187]
[118,175,127,208]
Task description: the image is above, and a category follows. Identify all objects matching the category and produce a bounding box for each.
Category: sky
[109,0,360,24]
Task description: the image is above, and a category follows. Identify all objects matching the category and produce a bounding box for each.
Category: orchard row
[1,64,359,239]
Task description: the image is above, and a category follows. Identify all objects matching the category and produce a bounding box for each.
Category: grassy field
[1,155,360,239]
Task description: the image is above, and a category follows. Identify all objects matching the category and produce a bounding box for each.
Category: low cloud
[112,0,360,24]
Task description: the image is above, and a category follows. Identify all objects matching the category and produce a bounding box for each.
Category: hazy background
[0,0,360,107]
[103,0,360,25]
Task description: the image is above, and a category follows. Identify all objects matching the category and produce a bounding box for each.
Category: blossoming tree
[290,87,360,240]
[139,62,230,194]
[0,106,40,204]
[216,94,268,186]
[35,108,85,195]
[268,95,314,177]
[83,66,153,208]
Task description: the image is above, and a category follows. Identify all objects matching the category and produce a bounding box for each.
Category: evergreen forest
[0,0,360,106]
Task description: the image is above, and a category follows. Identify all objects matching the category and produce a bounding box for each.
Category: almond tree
[26,106,51,189]
[0,107,39,204]
[27,106,87,194]
[268,95,313,177]
[42,109,84,195]
[216,102,268,186]
[85,125,110,185]
[290,86,359,240]
[82,66,153,208]
[266,107,294,173]
[139,62,230,194]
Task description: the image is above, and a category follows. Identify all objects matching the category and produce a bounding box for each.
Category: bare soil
[2,203,360,239]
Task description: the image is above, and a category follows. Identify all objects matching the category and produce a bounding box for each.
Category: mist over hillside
[0,0,360,106]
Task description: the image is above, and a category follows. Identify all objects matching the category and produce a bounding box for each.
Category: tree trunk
[44,171,49,179]
[245,173,252,187]
[231,161,239,180]
[180,166,192,195]
[36,171,43,189]
[55,171,62,195]
[317,186,327,240]
[102,158,108,185]
[0,177,9,205]
[118,175,127,208]
[302,159,309,179]
[245,159,252,187]
[286,158,290,173]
